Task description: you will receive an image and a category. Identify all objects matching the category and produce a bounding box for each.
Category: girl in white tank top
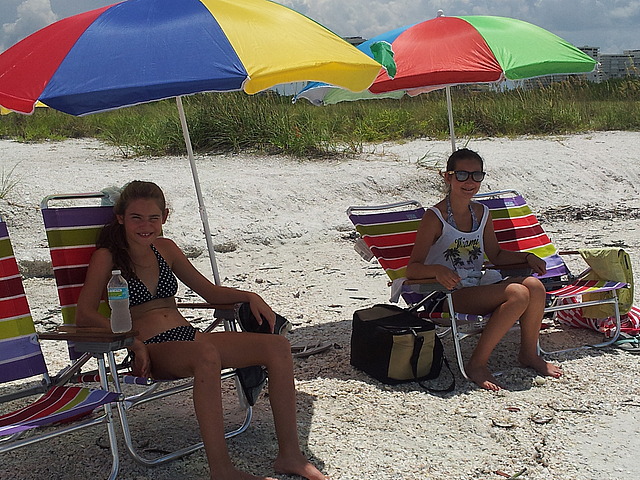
[406,148,562,391]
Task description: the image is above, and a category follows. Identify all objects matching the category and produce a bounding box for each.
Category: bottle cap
[111,269,121,275]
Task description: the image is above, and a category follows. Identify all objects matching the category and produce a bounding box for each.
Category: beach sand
[1,131,639,480]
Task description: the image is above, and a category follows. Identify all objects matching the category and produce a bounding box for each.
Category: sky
[1,0,639,54]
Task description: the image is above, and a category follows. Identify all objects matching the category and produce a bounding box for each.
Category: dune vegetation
[1,77,638,158]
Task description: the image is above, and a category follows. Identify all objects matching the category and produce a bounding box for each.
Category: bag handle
[419,358,455,393]
[409,329,424,379]
[409,330,455,393]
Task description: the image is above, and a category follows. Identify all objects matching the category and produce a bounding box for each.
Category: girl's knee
[523,276,546,299]
[268,334,291,355]
[506,283,530,305]
[261,334,292,365]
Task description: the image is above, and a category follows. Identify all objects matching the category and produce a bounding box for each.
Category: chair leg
[111,369,252,467]
[99,352,121,480]
[104,309,254,467]
[445,294,470,380]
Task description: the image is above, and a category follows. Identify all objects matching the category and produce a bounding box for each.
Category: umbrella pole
[445,86,456,152]
[176,96,221,285]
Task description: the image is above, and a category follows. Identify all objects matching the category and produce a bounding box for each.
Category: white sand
[1,132,639,480]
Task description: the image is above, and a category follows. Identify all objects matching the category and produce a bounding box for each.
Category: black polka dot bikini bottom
[143,325,200,344]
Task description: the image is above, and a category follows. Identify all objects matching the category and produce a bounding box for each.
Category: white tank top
[425,203,490,279]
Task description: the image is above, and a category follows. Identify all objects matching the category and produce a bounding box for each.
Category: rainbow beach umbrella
[0,0,381,283]
[296,12,597,151]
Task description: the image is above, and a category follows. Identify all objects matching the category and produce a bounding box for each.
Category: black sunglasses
[447,170,486,182]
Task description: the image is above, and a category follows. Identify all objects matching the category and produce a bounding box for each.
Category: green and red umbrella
[297,13,597,151]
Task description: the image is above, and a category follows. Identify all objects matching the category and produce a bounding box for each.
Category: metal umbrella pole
[176,96,221,285]
[445,86,456,153]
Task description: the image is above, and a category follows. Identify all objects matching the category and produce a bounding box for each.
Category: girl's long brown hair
[97,181,166,280]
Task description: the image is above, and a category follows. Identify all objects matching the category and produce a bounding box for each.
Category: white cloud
[1,0,57,52]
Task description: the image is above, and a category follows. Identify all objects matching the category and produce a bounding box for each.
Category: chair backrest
[347,201,426,304]
[0,217,48,383]
[473,190,568,280]
[41,193,114,360]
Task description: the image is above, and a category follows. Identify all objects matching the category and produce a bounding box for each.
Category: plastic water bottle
[107,269,132,333]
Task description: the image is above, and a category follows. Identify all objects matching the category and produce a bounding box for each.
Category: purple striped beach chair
[0,216,122,480]
[473,189,568,282]
[41,192,252,467]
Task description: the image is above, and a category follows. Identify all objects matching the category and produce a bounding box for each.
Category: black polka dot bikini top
[128,244,178,307]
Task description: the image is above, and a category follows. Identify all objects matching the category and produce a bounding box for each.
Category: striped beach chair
[348,195,630,377]
[41,193,114,361]
[348,200,426,305]
[41,192,252,467]
[0,216,122,480]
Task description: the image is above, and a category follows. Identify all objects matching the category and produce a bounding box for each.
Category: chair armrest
[405,262,532,294]
[485,262,532,277]
[38,327,137,353]
[485,262,530,270]
[176,301,238,318]
[404,278,449,294]
[175,301,240,331]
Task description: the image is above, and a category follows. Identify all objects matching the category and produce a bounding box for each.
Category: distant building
[599,50,640,80]
[578,46,602,83]
[344,36,366,47]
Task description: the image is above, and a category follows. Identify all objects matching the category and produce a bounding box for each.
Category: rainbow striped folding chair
[0,216,122,480]
[474,190,630,352]
[41,192,252,467]
[348,200,426,305]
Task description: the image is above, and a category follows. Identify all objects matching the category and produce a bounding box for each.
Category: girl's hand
[248,293,276,333]
[526,253,547,276]
[434,265,461,291]
[129,339,152,378]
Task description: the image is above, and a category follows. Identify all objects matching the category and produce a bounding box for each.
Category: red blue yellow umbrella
[0,0,381,282]
[0,0,380,116]
[296,13,597,151]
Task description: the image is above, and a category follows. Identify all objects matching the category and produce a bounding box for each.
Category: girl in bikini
[76,180,327,480]
[406,149,562,391]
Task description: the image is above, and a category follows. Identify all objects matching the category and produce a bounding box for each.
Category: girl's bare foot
[464,363,503,391]
[274,452,328,480]
[519,353,562,378]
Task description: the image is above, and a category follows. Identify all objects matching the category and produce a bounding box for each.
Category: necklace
[446,195,479,231]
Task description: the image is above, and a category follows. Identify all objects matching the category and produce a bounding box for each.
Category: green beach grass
[1,78,638,157]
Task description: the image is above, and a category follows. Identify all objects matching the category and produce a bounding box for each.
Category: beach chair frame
[473,189,628,353]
